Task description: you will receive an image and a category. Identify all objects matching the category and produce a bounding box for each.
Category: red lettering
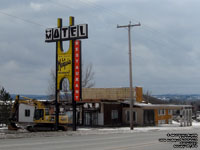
[74,40,81,101]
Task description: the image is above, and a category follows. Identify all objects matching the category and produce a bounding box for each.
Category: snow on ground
[78,121,200,133]
[0,121,199,139]
[192,120,200,126]
[0,127,7,130]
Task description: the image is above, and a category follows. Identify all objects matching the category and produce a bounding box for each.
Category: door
[143,109,155,125]
[84,111,98,126]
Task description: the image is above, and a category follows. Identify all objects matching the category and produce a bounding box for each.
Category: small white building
[18,103,35,123]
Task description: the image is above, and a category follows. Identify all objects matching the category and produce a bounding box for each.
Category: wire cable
[76,0,190,52]
[0,10,47,28]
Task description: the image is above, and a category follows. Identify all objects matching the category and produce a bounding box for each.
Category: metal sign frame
[45,16,87,131]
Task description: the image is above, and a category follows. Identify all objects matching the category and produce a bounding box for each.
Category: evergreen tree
[0,86,12,126]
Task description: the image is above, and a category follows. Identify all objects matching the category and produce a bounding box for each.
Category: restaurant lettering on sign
[74,40,81,101]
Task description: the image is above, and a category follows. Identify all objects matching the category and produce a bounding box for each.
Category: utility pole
[117,21,141,130]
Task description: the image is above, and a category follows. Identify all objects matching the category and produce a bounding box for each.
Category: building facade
[80,87,192,127]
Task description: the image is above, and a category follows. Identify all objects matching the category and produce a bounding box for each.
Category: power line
[76,0,190,52]
[0,10,47,28]
[0,1,190,55]
[0,3,115,56]
[46,0,188,61]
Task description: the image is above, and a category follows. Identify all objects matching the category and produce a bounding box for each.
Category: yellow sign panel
[57,40,72,90]
[56,17,73,90]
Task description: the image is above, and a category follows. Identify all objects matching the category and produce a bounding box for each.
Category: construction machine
[8,95,72,131]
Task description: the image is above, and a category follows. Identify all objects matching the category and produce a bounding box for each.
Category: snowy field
[0,121,200,139]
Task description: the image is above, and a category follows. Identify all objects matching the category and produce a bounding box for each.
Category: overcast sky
[0,0,200,95]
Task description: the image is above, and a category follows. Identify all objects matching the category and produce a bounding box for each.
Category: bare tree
[145,90,151,103]
[82,63,95,88]
[47,62,95,99]
[47,69,56,100]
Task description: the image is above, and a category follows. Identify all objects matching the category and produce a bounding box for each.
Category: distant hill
[143,95,169,104]
[11,94,49,100]
[10,94,200,103]
[153,94,200,101]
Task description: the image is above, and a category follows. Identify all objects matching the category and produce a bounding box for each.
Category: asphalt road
[0,129,199,150]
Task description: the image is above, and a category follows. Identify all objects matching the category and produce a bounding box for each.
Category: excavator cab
[34,109,44,120]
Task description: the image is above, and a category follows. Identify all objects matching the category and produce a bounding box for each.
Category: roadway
[0,129,199,150]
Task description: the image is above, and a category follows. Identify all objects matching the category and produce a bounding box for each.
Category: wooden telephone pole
[117,21,141,130]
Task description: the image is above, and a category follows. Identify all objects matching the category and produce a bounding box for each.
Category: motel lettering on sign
[45,24,88,42]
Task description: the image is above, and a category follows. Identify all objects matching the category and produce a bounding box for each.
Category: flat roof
[123,101,192,109]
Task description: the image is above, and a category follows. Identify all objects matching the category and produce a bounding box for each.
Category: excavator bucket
[8,122,19,130]
[8,95,20,130]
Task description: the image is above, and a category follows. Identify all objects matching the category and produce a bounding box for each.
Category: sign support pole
[55,36,59,131]
[55,18,63,130]
[72,81,77,131]
[69,16,77,131]
[72,39,76,131]
[80,41,83,125]
[55,47,58,130]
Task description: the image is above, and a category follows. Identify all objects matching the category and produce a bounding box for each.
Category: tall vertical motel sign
[45,16,88,130]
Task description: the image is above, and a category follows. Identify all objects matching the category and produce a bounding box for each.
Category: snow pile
[192,121,200,127]
[0,127,7,130]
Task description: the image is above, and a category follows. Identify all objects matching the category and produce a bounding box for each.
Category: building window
[111,110,118,119]
[158,119,166,124]
[158,109,165,115]
[25,109,30,117]
[162,120,166,124]
[45,108,49,115]
[133,111,137,122]
[126,110,137,122]
[168,119,172,124]
[168,109,173,115]
[126,110,130,122]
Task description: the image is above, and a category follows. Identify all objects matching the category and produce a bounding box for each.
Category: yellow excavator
[8,95,72,131]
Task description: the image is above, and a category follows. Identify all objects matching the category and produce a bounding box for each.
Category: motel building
[79,87,192,127]
[15,87,192,128]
